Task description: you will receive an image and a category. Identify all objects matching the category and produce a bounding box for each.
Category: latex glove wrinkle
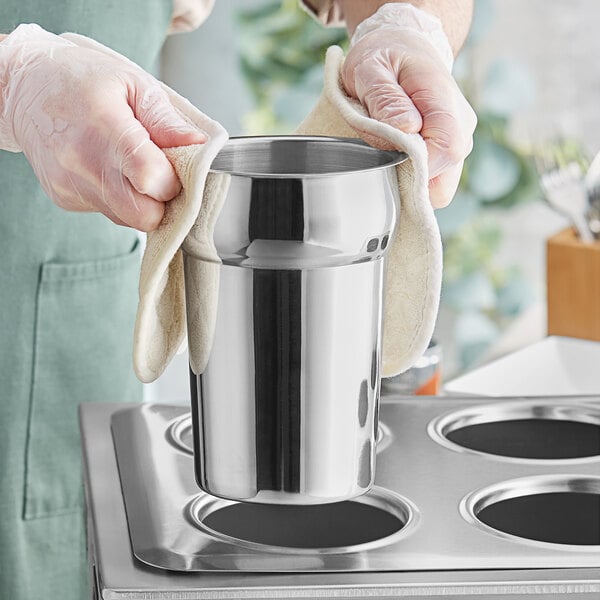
[341,6,477,208]
[0,24,206,230]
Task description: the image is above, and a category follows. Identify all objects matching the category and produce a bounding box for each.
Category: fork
[539,162,595,243]
[584,150,600,240]
[586,184,600,239]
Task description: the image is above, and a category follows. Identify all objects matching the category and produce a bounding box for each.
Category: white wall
[474,0,600,153]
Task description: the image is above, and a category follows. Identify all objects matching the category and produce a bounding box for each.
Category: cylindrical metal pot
[183,136,404,504]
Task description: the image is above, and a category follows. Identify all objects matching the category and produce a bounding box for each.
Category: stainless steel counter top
[80,398,600,599]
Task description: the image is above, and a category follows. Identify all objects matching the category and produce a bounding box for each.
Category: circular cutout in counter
[429,402,600,460]
[463,476,600,547]
[187,487,416,553]
[478,491,600,545]
[447,418,600,459]
[166,414,194,455]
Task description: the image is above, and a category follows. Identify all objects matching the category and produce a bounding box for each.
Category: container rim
[427,399,600,464]
[209,135,407,179]
[185,486,419,555]
[460,474,600,551]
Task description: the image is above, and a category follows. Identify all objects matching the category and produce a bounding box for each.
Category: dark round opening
[367,238,379,252]
[446,419,600,459]
[201,500,405,548]
[477,491,600,545]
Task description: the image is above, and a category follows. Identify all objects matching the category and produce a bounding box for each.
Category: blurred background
[150,0,600,401]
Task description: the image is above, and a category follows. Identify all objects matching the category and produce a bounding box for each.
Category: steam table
[81,396,600,599]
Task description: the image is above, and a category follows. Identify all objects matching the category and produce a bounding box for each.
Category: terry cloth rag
[60,32,229,383]
[296,46,442,376]
[65,37,441,381]
[132,153,229,383]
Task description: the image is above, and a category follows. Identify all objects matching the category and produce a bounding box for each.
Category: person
[308,0,476,208]
[0,1,475,597]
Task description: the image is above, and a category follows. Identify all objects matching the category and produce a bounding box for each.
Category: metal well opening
[429,401,600,461]
[462,476,600,547]
[186,487,416,553]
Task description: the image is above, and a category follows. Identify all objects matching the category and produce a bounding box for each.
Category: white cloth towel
[133,145,228,383]
[133,45,442,382]
[296,46,442,376]
[72,38,441,382]
[61,33,441,381]
[59,32,229,383]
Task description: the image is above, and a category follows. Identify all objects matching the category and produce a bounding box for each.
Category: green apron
[0,2,172,597]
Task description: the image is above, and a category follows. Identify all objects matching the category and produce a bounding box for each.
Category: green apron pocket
[23,240,142,520]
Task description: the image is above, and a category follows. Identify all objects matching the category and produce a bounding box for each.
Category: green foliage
[236,1,346,133]
[437,1,541,368]
[235,0,540,370]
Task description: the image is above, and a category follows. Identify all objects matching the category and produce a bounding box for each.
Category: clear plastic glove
[341,5,477,208]
[0,24,206,231]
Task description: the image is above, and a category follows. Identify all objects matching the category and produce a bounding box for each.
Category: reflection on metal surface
[382,339,442,396]
[108,399,600,574]
[184,137,403,504]
[84,400,600,596]
[186,487,416,554]
[210,136,405,178]
[428,399,600,462]
[167,413,393,457]
[461,475,600,548]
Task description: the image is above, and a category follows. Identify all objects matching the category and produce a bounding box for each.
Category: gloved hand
[341,4,477,208]
[0,24,206,231]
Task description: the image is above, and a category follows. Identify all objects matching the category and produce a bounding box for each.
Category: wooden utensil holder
[547,227,600,341]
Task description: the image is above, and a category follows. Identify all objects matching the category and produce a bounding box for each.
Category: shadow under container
[183,136,405,505]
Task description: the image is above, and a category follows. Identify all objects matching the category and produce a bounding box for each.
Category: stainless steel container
[182,136,404,504]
